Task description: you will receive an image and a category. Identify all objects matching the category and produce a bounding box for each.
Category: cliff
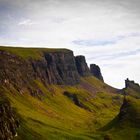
[90,64,104,81]
[0,47,105,94]
[0,47,80,97]
[125,78,140,89]
[43,51,80,85]
[75,55,91,76]
[123,78,140,97]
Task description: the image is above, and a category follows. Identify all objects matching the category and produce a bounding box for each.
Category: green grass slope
[0,46,71,59]
[125,87,140,99]
[101,96,140,140]
[1,76,123,140]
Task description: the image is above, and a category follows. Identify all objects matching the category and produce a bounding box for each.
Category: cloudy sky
[0,0,140,88]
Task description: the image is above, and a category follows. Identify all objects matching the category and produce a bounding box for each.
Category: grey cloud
[87,49,140,61]
[72,32,140,46]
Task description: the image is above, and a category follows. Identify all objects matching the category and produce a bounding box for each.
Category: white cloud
[18,19,34,26]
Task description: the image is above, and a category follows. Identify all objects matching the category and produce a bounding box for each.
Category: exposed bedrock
[0,50,80,85]
[0,50,80,97]
[90,64,104,82]
[75,55,91,76]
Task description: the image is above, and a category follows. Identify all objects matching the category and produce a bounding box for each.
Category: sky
[0,0,140,88]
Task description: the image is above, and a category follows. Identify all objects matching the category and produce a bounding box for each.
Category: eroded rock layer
[90,64,104,81]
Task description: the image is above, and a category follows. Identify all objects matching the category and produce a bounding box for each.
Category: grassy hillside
[1,76,123,140]
[0,46,70,59]
[0,46,139,140]
[101,96,140,140]
[125,87,140,99]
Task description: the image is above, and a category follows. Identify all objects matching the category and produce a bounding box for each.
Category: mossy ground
[1,76,126,140]
[0,46,70,59]
[100,96,140,140]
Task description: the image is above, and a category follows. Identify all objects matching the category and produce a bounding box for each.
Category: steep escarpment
[0,48,80,97]
[90,64,104,81]
[75,55,91,76]
[0,47,106,95]
[44,52,80,85]
[0,96,19,140]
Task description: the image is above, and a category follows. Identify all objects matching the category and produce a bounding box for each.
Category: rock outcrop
[63,91,82,107]
[124,78,140,95]
[118,96,140,126]
[0,47,106,99]
[125,78,140,89]
[44,52,80,85]
[63,91,90,111]
[0,98,19,140]
[75,55,91,76]
[0,50,80,96]
[90,64,104,81]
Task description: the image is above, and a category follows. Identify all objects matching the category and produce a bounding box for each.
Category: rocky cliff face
[0,50,80,96]
[75,55,91,76]
[0,48,106,97]
[0,97,19,140]
[90,64,104,81]
[120,78,140,98]
[124,78,140,95]
[125,78,140,89]
[44,52,80,85]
